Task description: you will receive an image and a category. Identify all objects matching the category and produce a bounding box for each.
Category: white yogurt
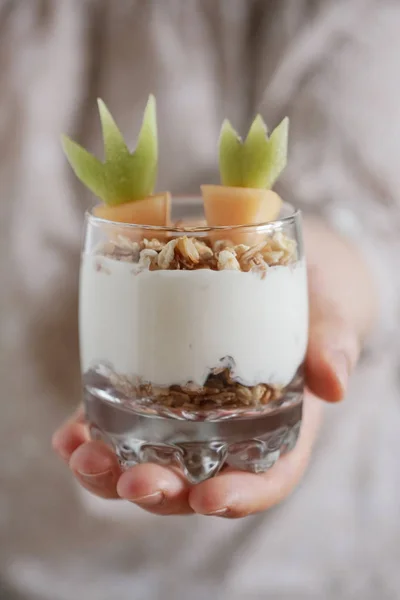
[79,255,308,388]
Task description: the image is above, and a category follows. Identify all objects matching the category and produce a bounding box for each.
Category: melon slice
[93,192,171,244]
[201,185,282,245]
[201,185,281,227]
[93,192,171,226]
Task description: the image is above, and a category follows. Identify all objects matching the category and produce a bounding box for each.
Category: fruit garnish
[201,186,282,227]
[219,114,289,189]
[201,114,289,241]
[61,94,158,206]
[201,114,289,237]
[201,185,282,245]
[93,192,171,226]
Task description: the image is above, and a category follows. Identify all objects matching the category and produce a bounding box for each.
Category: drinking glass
[80,197,308,483]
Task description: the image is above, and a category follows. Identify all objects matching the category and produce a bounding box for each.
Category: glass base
[84,388,303,484]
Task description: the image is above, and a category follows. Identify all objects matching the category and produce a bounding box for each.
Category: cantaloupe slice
[93,192,171,244]
[93,192,171,226]
[201,185,282,245]
[201,185,281,227]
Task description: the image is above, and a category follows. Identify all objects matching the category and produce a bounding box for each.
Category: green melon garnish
[61,94,158,206]
[219,114,289,189]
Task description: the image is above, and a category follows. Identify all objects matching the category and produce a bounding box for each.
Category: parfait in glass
[63,96,308,483]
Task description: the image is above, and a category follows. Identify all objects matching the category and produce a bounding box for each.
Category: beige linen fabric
[0,1,399,598]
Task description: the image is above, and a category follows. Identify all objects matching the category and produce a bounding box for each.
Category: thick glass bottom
[84,380,303,484]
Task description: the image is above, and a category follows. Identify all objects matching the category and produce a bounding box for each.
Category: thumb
[306,305,360,403]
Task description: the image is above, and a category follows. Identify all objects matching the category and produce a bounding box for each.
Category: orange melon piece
[201,185,282,244]
[93,192,171,226]
[201,185,281,226]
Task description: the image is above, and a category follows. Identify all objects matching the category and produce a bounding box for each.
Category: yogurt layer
[80,255,308,388]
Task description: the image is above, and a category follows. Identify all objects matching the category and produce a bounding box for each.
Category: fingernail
[132,491,164,507]
[205,507,230,517]
[329,351,349,390]
[77,469,115,488]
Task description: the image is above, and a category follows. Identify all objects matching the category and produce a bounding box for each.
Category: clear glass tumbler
[80,197,308,483]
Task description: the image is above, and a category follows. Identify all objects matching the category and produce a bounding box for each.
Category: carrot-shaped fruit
[202,114,288,227]
[61,95,170,225]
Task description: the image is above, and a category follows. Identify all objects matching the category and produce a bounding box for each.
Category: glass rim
[85,197,301,233]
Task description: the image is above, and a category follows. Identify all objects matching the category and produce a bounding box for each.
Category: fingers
[52,391,321,516]
[69,440,121,499]
[53,410,192,508]
[306,314,360,402]
[52,408,121,499]
[51,407,89,462]
[306,266,360,402]
[117,463,193,515]
[189,393,322,518]
[116,393,319,517]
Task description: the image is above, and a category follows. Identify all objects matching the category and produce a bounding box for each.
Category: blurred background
[1,1,400,599]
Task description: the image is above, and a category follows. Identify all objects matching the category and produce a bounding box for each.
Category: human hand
[53,219,371,517]
[52,391,322,517]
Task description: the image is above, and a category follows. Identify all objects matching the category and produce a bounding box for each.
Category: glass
[80,197,308,483]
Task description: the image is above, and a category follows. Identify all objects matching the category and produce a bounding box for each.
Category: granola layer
[108,367,283,411]
[98,231,297,274]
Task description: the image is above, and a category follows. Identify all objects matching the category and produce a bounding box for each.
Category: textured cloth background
[1,1,399,598]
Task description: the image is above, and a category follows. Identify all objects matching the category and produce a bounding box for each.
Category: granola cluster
[99,231,297,274]
[109,367,282,411]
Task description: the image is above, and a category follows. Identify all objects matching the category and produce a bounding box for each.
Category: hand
[53,219,373,517]
[52,392,322,517]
